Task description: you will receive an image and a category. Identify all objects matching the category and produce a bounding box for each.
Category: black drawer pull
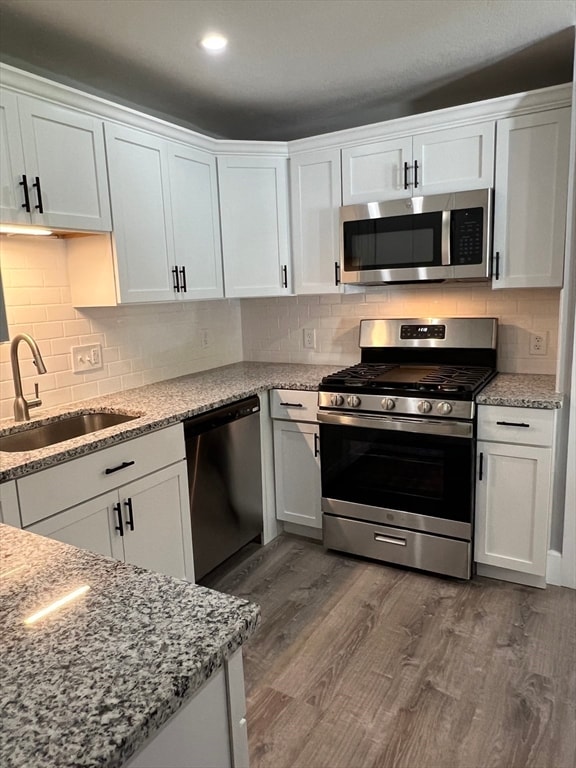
[496,421,530,428]
[172,266,180,292]
[105,460,135,475]
[124,497,135,531]
[478,451,484,481]
[314,432,320,458]
[113,502,124,537]
[414,159,419,189]
[403,161,409,190]
[280,402,303,408]
[20,175,31,212]
[281,264,288,288]
[179,265,187,292]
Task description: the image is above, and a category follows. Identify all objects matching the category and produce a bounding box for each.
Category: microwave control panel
[451,207,483,265]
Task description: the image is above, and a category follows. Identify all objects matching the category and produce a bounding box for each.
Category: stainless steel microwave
[339,188,492,285]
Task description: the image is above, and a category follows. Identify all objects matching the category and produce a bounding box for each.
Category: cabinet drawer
[270,389,318,422]
[18,424,185,527]
[477,405,555,447]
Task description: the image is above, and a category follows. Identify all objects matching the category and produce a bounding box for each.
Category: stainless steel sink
[0,412,139,452]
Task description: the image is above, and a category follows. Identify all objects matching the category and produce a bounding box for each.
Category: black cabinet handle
[314,432,320,458]
[105,460,135,475]
[496,421,530,428]
[113,502,124,536]
[32,176,44,213]
[414,160,419,189]
[494,251,500,281]
[179,265,187,292]
[334,261,341,286]
[172,266,180,292]
[478,452,484,481]
[281,264,288,288]
[403,161,409,190]
[124,497,135,531]
[20,175,31,212]
[280,402,303,407]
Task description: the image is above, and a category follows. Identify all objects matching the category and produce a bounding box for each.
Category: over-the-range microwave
[339,188,493,286]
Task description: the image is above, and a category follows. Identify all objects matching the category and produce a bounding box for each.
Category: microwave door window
[344,212,442,272]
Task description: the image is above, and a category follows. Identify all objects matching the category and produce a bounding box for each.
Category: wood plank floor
[203,535,576,768]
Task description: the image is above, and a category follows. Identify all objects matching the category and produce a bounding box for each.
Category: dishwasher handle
[184,395,260,437]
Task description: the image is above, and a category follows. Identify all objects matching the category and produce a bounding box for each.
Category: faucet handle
[28,382,42,409]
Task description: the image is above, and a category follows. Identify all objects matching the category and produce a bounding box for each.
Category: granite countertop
[0,523,260,768]
[0,361,340,482]
[476,373,563,409]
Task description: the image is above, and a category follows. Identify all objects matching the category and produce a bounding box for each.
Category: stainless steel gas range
[318,317,498,579]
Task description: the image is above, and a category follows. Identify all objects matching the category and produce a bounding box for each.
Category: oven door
[318,411,474,540]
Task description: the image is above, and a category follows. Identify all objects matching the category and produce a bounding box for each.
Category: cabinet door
[273,421,321,528]
[413,122,495,195]
[120,461,194,581]
[26,492,125,561]
[342,137,412,204]
[0,88,29,225]
[167,143,224,300]
[492,108,570,289]
[17,95,111,231]
[218,155,291,297]
[105,123,176,303]
[475,441,552,576]
[290,149,342,294]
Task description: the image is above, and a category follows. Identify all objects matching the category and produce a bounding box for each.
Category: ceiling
[0,0,574,141]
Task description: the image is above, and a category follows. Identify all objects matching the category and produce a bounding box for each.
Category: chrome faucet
[10,333,47,422]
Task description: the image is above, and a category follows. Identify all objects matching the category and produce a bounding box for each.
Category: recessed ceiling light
[200,33,228,53]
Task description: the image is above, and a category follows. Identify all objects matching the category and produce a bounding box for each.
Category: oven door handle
[317,410,473,438]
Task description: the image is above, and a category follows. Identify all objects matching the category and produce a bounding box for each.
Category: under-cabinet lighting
[0,225,53,236]
[200,33,228,52]
[24,584,90,625]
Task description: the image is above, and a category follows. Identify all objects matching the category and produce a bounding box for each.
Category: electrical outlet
[200,329,210,349]
[72,343,104,372]
[529,332,548,356]
[303,328,316,349]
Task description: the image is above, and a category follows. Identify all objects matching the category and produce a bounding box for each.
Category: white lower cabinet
[270,390,321,530]
[126,648,248,768]
[17,424,195,582]
[474,405,556,586]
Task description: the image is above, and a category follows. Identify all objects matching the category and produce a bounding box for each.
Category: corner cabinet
[16,424,195,582]
[492,108,570,289]
[270,389,322,530]
[0,88,111,231]
[342,122,495,204]
[475,405,556,587]
[218,155,292,297]
[290,148,342,294]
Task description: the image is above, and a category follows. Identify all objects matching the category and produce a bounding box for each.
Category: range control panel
[400,324,446,340]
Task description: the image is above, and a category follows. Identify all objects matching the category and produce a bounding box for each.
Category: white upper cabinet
[492,108,570,289]
[218,155,292,298]
[342,122,495,204]
[290,149,342,294]
[0,89,111,231]
[105,123,175,303]
[167,143,224,300]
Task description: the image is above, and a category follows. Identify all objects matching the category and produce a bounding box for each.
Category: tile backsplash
[241,283,560,372]
[0,236,560,422]
[0,237,243,420]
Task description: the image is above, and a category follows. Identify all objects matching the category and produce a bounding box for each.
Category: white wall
[0,237,243,420]
[241,284,561,372]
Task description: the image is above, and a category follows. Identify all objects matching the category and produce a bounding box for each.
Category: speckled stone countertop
[0,523,260,768]
[476,373,563,409]
[0,362,339,482]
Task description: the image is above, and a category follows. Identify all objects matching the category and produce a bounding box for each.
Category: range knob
[417,400,432,414]
[330,393,344,407]
[381,397,396,411]
[437,401,453,415]
[347,395,361,408]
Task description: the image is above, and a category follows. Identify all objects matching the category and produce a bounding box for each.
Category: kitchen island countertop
[0,523,260,768]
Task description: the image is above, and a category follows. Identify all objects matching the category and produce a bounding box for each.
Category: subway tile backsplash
[0,238,243,420]
[240,284,560,374]
[1,237,560,421]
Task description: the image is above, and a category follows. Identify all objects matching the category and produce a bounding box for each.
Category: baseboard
[282,521,323,541]
[476,563,547,589]
[546,549,563,586]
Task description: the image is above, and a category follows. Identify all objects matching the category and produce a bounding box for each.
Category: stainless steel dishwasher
[184,395,263,580]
